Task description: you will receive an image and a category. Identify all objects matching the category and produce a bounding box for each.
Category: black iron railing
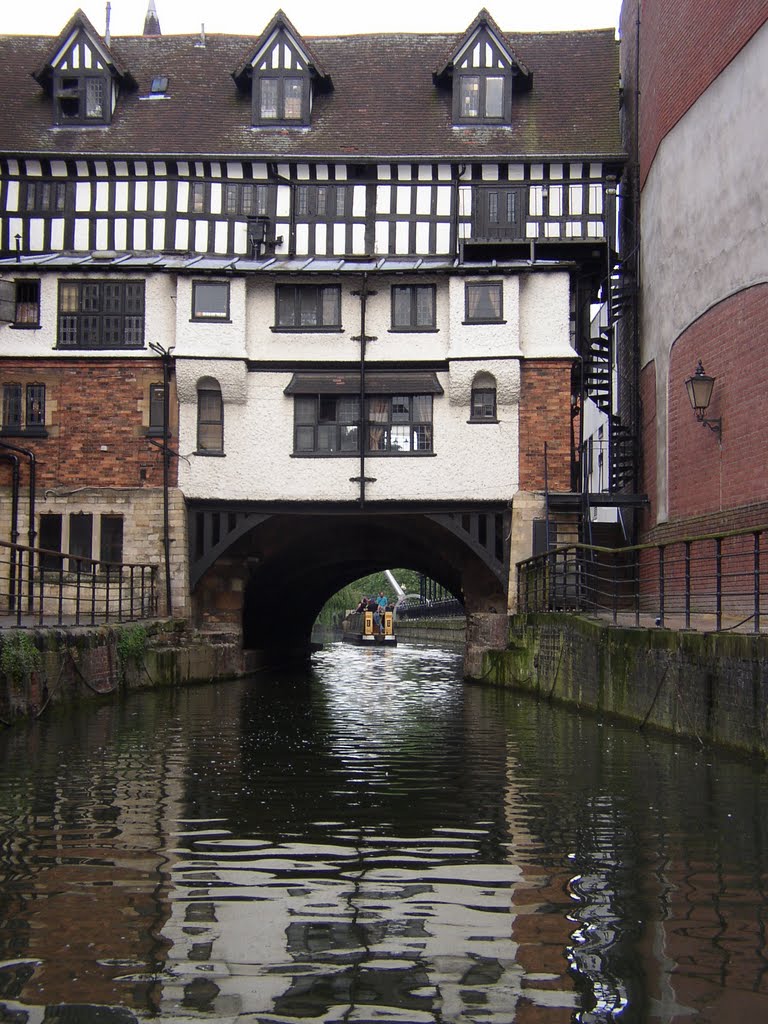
[397,597,464,620]
[0,539,158,628]
[517,525,768,633]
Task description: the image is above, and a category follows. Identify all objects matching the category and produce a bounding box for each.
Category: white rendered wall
[640,20,768,521]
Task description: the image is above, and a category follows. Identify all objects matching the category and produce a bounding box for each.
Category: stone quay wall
[479,613,768,758]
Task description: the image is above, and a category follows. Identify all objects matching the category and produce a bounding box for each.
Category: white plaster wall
[0,272,175,357]
[640,20,768,521]
[244,276,450,363]
[518,272,573,358]
[173,276,248,359]
[177,367,518,502]
[447,276,521,359]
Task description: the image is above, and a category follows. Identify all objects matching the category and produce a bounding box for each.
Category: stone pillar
[507,490,546,612]
[464,611,509,680]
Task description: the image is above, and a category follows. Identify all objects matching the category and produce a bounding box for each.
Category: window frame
[39,513,63,573]
[191,280,231,322]
[294,395,361,455]
[148,382,166,437]
[274,284,342,332]
[295,184,349,222]
[196,379,224,455]
[455,70,511,125]
[53,71,112,126]
[12,280,41,329]
[253,71,310,126]
[56,279,145,350]
[1,381,46,437]
[390,284,437,332]
[470,386,498,423]
[464,280,504,324]
[99,514,124,566]
[366,394,434,455]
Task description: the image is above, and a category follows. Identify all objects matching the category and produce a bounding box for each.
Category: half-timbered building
[0,6,623,650]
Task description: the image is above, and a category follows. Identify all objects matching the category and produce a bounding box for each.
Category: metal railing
[397,597,465,620]
[0,539,158,628]
[517,524,768,633]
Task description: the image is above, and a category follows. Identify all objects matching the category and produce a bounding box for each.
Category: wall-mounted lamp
[684,360,722,441]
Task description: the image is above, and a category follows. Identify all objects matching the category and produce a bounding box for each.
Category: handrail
[0,538,158,628]
[516,524,768,633]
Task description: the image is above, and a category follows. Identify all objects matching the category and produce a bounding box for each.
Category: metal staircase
[582,263,638,494]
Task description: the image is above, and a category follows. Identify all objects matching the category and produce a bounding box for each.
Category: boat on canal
[342,609,397,647]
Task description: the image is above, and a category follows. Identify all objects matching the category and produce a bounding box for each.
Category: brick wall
[518,360,574,492]
[0,358,177,490]
[666,284,768,526]
[621,0,768,187]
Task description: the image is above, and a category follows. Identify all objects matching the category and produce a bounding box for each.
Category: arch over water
[187,505,509,658]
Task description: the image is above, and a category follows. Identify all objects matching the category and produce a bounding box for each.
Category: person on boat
[354,595,368,614]
[374,591,388,633]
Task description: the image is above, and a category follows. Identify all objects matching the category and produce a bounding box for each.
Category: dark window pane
[460,76,480,118]
[193,281,229,318]
[100,515,124,564]
[466,282,503,321]
[26,384,45,428]
[2,384,22,428]
[197,386,223,452]
[149,383,165,432]
[69,513,93,571]
[283,78,303,119]
[39,514,63,572]
[260,79,278,119]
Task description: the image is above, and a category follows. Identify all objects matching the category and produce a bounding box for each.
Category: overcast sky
[2,1,622,38]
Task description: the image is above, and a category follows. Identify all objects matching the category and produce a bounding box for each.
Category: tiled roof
[0,25,622,160]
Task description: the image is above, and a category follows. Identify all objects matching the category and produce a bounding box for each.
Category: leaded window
[294,396,360,453]
[470,373,498,421]
[295,185,349,221]
[391,285,436,331]
[14,281,40,326]
[54,73,111,125]
[57,280,145,348]
[1,382,45,435]
[275,285,341,330]
[367,395,433,454]
[255,74,309,125]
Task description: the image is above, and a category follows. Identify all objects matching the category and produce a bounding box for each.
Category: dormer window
[435,9,531,128]
[232,12,332,129]
[32,10,136,129]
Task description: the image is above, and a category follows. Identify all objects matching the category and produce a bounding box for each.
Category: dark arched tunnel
[230,512,507,657]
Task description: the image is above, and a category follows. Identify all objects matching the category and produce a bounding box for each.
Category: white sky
[2,1,622,38]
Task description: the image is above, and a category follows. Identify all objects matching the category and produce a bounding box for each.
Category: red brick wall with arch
[667,284,768,523]
[621,0,768,187]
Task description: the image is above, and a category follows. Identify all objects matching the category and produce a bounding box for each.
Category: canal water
[0,641,767,1023]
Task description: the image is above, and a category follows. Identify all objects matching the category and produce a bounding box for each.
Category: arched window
[470,372,497,422]
[196,377,223,453]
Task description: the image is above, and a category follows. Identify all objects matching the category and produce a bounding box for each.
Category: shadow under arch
[229,512,507,657]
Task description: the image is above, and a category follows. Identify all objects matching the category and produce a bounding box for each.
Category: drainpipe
[0,439,36,612]
[351,272,377,507]
[149,343,174,616]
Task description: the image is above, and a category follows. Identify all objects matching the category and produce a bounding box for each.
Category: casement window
[57,280,145,348]
[295,185,348,220]
[367,395,433,453]
[148,383,165,436]
[292,394,434,455]
[1,383,46,436]
[23,182,69,213]
[196,378,224,454]
[391,285,436,331]
[456,72,509,124]
[275,284,341,330]
[14,281,40,327]
[54,73,111,125]
[223,183,270,217]
[464,281,504,323]
[255,74,308,124]
[294,396,360,453]
[99,514,124,565]
[470,373,498,422]
[192,281,230,320]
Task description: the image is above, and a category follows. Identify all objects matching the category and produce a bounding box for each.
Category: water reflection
[0,641,767,1021]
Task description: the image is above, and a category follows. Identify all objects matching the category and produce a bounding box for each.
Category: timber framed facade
[0,5,625,631]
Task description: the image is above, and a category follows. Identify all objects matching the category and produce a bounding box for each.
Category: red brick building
[620,0,768,543]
